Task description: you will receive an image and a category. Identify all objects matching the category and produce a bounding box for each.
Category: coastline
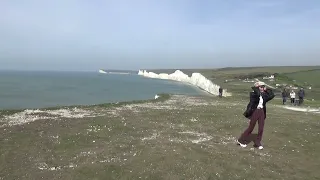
[0,71,204,111]
[0,93,172,114]
[137,69,232,97]
[0,69,228,114]
[0,93,172,128]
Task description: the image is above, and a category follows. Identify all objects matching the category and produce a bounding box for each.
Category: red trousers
[238,108,265,146]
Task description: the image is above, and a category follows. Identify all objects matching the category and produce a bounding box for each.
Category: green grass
[209,66,320,75]
[0,95,319,180]
[196,66,320,106]
[284,69,320,87]
[147,66,320,76]
[145,66,320,98]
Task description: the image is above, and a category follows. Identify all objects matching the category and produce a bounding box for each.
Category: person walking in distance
[281,89,287,105]
[237,81,275,150]
[219,87,223,97]
[290,90,296,105]
[298,88,305,105]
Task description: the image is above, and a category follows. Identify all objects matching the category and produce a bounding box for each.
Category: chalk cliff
[138,70,231,97]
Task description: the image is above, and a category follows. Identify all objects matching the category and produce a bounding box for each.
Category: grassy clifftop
[196,66,320,100]
[1,94,319,180]
[283,69,320,87]
[145,66,320,103]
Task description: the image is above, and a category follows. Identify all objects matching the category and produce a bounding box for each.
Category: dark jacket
[282,91,287,98]
[243,87,275,119]
[298,90,305,98]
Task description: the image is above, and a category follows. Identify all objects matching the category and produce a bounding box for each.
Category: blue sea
[0,71,206,110]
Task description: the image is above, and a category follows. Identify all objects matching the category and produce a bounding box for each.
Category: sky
[1,0,320,71]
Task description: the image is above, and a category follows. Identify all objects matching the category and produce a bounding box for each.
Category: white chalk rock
[168,70,191,82]
[158,73,169,79]
[137,69,231,97]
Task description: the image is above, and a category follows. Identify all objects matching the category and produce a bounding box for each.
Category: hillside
[283,69,320,87]
[149,66,320,105]
[199,66,320,104]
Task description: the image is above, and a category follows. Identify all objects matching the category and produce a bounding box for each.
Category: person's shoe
[236,140,247,147]
[254,144,264,150]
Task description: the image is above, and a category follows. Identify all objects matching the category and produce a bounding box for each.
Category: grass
[1,66,320,179]
[195,66,320,106]
[1,94,320,180]
[284,69,320,100]
[145,66,320,101]
[146,66,320,77]
[284,69,320,87]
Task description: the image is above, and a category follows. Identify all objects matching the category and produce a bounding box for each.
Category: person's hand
[254,81,262,87]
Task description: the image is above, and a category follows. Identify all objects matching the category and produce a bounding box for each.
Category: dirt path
[280,105,320,114]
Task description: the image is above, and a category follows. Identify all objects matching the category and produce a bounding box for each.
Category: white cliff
[138,70,231,97]
[99,69,107,74]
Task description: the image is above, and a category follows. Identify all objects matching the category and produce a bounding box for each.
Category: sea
[0,70,206,110]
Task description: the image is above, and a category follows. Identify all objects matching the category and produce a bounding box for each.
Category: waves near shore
[138,70,231,97]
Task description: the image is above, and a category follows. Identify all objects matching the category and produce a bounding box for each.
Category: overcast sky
[1,0,320,71]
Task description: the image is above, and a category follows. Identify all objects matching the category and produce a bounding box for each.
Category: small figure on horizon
[281,89,287,105]
[298,88,305,105]
[290,90,296,105]
[219,87,223,97]
[237,81,275,150]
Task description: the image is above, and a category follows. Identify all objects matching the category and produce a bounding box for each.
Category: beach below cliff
[1,94,319,180]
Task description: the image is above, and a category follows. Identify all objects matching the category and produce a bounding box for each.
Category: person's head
[254,81,266,92]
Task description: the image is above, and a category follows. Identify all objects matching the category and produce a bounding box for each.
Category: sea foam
[138,70,231,97]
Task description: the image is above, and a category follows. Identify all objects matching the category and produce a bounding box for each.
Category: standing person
[219,87,223,97]
[298,88,305,105]
[237,81,275,150]
[290,90,296,105]
[281,89,287,105]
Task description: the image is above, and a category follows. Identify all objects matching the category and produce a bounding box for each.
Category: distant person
[219,87,223,97]
[237,81,275,150]
[290,90,296,105]
[298,88,305,105]
[281,89,287,105]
